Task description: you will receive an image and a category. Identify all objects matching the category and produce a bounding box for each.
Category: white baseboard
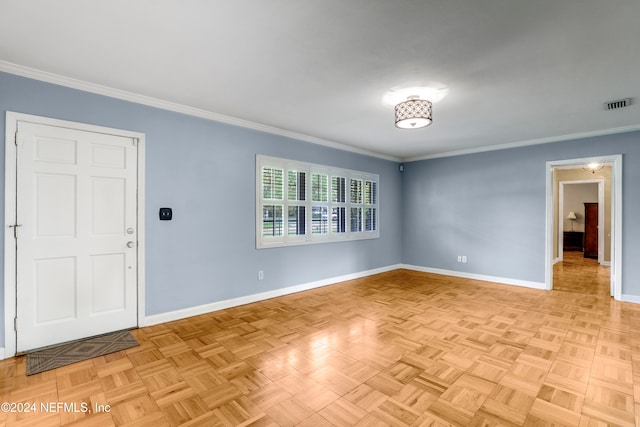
[400,264,547,290]
[553,257,562,265]
[622,294,640,304]
[601,261,611,267]
[143,264,402,327]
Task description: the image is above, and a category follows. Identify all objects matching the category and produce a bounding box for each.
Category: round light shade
[395,99,432,129]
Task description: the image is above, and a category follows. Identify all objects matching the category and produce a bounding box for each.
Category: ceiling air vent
[604,98,632,110]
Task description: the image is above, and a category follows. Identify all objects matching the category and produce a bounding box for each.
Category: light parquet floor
[2,254,640,426]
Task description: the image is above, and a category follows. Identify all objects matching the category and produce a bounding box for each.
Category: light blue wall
[402,148,544,281]
[2,70,640,352]
[0,72,402,344]
[402,131,640,294]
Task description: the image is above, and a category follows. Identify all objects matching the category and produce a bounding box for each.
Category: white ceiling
[1,0,639,161]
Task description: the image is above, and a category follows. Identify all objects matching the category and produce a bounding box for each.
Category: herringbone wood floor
[1,252,639,426]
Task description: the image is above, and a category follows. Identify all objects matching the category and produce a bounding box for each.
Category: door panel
[91,253,126,313]
[91,177,126,235]
[584,202,598,259]
[34,136,77,164]
[16,122,138,352]
[36,174,77,237]
[35,257,77,323]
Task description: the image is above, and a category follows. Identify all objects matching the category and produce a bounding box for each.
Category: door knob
[127,241,135,248]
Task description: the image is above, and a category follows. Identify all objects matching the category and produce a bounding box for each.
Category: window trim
[256,155,379,249]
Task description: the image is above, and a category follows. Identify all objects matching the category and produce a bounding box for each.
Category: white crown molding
[6,60,638,165]
[0,60,399,162]
[403,125,640,162]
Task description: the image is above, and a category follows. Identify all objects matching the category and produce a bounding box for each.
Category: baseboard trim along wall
[400,264,547,290]
[144,263,548,327]
[143,264,403,327]
[622,294,640,304]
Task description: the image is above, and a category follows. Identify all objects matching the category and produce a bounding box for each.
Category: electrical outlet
[457,256,462,262]
[258,270,264,280]
[462,256,467,263]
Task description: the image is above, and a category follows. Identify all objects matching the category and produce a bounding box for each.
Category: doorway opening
[558,179,606,266]
[545,155,622,299]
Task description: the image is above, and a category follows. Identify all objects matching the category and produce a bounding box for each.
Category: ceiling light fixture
[583,162,604,174]
[394,96,432,129]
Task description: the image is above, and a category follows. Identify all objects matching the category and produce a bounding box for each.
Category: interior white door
[15,121,138,352]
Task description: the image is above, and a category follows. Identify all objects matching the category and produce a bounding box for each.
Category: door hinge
[14,131,18,146]
[9,224,23,239]
[14,317,17,331]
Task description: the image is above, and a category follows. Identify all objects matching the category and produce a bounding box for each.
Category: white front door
[15,121,138,352]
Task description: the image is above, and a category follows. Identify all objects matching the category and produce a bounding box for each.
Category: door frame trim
[545,154,622,299]
[3,111,146,358]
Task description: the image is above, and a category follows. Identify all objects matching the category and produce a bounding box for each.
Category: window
[261,167,284,237]
[287,170,306,236]
[364,180,377,232]
[311,173,329,235]
[331,176,346,234]
[257,155,379,248]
